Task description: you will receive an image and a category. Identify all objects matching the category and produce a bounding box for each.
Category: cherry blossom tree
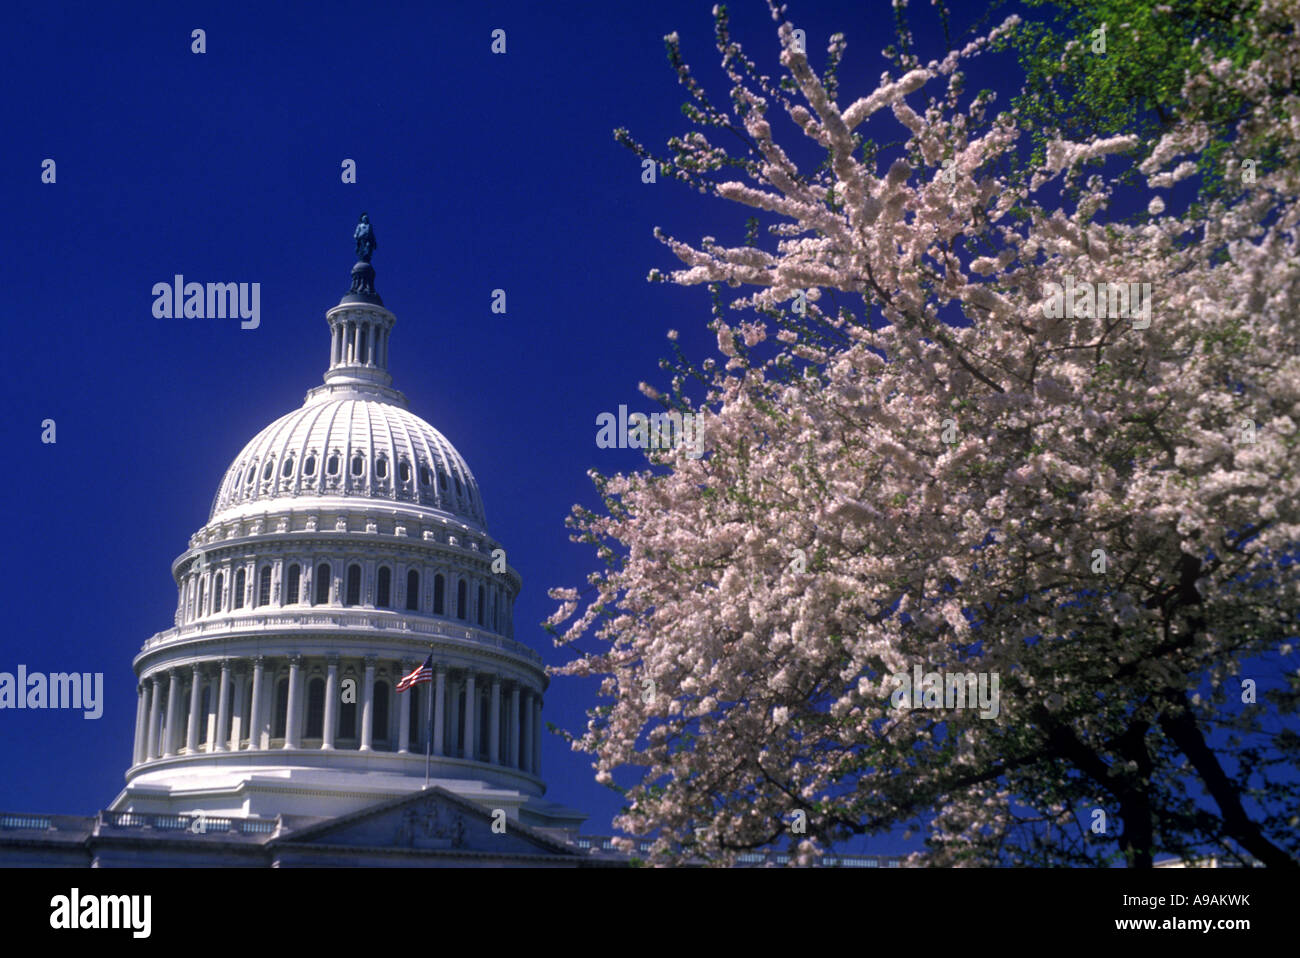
[551,1,1300,866]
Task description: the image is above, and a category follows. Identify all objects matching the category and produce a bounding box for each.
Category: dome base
[110,763,586,835]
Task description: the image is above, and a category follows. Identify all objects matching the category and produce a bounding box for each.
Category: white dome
[210,391,487,526]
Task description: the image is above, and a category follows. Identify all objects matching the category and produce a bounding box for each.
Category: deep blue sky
[2,0,1030,852]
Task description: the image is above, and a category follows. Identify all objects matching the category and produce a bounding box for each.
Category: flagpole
[424,646,434,788]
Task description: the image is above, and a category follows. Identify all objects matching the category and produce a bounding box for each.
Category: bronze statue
[354,213,377,263]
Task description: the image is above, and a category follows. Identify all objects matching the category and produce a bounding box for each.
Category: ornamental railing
[139,612,542,666]
[98,811,278,835]
[0,814,53,831]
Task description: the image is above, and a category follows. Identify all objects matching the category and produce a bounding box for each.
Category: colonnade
[132,656,543,776]
[330,315,390,369]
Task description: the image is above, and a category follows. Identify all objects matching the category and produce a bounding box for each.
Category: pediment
[276,787,578,857]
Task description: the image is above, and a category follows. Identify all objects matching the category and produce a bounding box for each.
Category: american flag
[396,654,433,692]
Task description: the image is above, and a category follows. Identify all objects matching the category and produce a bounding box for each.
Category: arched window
[433,574,445,615]
[233,568,246,609]
[286,564,301,605]
[351,455,364,477]
[374,683,390,743]
[281,456,294,477]
[338,681,357,740]
[345,564,361,606]
[315,564,331,605]
[213,573,224,613]
[476,585,485,626]
[376,567,391,608]
[303,455,316,476]
[406,570,419,611]
[257,566,272,607]
[262,459,274,480]
[327,454,340,476]
[399,460,411,483]
[375,457,387,479]
[456,580,467,620]
[273,677,289,739]
[306,677,325,738]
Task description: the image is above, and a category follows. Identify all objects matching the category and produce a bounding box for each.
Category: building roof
[209,396,487,527]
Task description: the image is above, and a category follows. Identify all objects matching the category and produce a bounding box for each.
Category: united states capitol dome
[210,396,487,527]
[109,217,586,837]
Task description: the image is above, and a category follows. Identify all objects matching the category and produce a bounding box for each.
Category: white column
[205,674,218,749]
[163,670,182,757]
[360,658,376,751]
[521,689,534,773]
[284,656,303,748]
[532,694,543,776]
[147,676,163,760]
[489,676,501,765]
[186,665,203,753]
[323,657,338,749]
[247,657,265,751]
[448,676,460,756]
[398,660,412,754]
[229,670,246,750]
[132,683,148,765]
[215,660,232,751]
[463,672,476,761]
[508,686,520,768]
[433,668,445,757]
